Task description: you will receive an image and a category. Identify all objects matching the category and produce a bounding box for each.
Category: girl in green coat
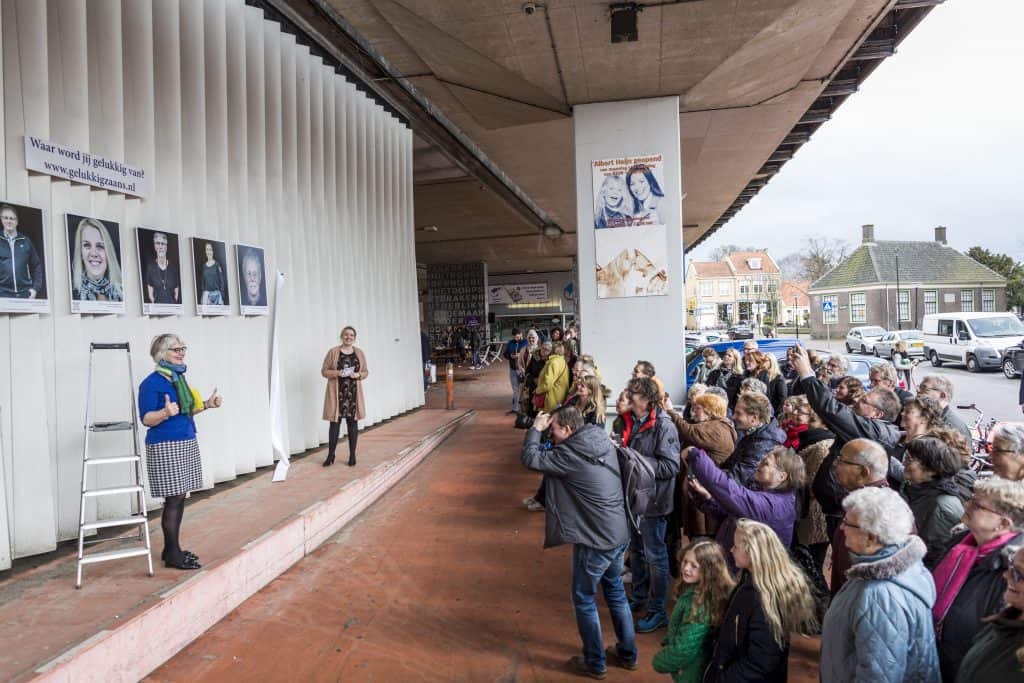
[653,540,736,683]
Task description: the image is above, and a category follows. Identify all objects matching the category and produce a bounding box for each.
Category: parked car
[873,330,925,359]
[845,326,888,354]
[727,324,754,340]
[1002,342,1024,379]
[686,331,727,347]
[922,312,1024,372]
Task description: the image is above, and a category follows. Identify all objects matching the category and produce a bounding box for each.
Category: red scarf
[932,531,1018,624]
[781,421,808,450]
[622,410,657,447]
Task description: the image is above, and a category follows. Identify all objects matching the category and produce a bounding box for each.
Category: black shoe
[165,555,202,570]
[604,646,638,671]
[323,454,335,467]
[162,548,198,563]
[347,456,356,467]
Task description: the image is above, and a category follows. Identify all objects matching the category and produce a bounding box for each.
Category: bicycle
[957,403,998,475]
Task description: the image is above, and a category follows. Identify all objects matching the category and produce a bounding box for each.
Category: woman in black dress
[321,326,369,467]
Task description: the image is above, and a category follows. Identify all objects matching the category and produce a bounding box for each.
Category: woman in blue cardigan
[138,333,222,570]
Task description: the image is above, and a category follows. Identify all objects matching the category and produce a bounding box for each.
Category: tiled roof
[811,240,1006,290]
[781,281,811,306]
[689,261,733,277]
[727,251,779,275]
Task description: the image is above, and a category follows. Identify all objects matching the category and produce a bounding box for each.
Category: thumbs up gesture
[164,394,180,417]
[206,387,222,409]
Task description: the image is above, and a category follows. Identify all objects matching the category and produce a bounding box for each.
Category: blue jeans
[472,350,481,367]
[572,543,636,672]
[629,515,669,616]
[509,367,521,410]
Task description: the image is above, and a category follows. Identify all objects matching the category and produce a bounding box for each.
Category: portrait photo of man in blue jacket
[0,202,48,311]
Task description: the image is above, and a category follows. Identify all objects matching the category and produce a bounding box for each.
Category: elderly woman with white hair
[991,423,1024,481]
[138,333,223,570]
[820,487,940,682]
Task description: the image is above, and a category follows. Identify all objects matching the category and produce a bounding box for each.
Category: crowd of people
[514,331,1024,681]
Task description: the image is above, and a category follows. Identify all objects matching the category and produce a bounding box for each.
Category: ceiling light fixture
[609,3,640,43]
[542,224,563,238]
[416,225,439,232]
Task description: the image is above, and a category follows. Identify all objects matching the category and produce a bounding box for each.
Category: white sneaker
[527,501,545,512]
[522,496,536,506]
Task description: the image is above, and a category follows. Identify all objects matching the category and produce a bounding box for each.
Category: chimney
[861,224,875,244]
[934,226,947,245]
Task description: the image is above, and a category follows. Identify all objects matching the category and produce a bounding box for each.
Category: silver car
[845,326,887,354]
[873,330,926,359]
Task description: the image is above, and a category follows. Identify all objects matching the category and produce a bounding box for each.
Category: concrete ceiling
[320,0,934,274]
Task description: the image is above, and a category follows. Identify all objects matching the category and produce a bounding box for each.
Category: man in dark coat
[720,392,786,487]
[917,374,972,446]
[620,376,680,634]
[522,406,636,678]
[790,346,902,541]
[503,328,528,414]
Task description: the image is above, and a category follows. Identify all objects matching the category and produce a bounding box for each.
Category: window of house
[753,283,763,295]
[961,289,974,312]
[747,258,762,270]
[823,295,838,325]
[898,290,910,322]
[719,280,731,296]
[739,280,749,296]
[700,281,713,297]
[982,289,995,312]
[850,293,866,323]
[924,290,937,314]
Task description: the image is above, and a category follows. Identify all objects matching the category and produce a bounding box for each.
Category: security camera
[522,2,538,15]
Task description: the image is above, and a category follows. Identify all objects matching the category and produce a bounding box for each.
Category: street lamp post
[794,295,799,340]
[895,250,902,331]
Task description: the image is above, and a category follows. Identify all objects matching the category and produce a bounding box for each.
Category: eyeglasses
[836,458,864,469]
[856,396,881,412]
[966,498,1003,516]
[168,346,187,354]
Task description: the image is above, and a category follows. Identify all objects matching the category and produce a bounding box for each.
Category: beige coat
[321,345,368,422]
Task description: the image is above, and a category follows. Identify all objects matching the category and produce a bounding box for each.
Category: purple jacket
[689,448,798,557]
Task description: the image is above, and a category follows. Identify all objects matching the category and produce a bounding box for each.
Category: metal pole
[896,252,902,331]
[794,295,799,340]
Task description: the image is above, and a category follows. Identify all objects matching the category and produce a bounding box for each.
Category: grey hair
[540,340,553,350]
[870,363,898,385]
[705,386,728,401]
[842,487,914,545]
[920,374,954,401]
[974,477,1024,529]
[687,383,708,399]
[842,438,890,480]
[992,423,1024,456]
[149,333,184,363]
[828,355,850,372]
[740,377,767,395]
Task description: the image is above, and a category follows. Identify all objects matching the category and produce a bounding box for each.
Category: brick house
[686,251,782,329]
[780,280,810,327]
[808,225,1007,337]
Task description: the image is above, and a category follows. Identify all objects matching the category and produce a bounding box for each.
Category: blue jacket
[820,536,940,683]
[720,419,786,488]
[0,231,43,295]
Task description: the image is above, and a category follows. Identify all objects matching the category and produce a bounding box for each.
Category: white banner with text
[24,136,148,198]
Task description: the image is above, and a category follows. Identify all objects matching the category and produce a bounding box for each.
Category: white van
[922,312,1024,372]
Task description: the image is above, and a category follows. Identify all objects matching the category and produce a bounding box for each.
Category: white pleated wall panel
[0,0,421,557]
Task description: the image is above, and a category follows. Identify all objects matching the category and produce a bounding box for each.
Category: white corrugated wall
[0,0,422,570]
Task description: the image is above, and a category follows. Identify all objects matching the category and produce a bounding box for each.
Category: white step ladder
[76,342,154,588]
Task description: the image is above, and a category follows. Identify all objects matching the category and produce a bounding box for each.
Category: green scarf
[156,360,204,416]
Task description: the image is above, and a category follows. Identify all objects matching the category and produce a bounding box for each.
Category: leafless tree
[801,236,851,283]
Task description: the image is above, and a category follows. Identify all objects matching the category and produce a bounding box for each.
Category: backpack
[614,444,658,534]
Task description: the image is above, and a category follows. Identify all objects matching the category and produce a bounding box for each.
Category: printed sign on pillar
[592,154,669,299]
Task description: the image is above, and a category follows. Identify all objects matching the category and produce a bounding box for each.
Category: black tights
[328,417,359,464]
[161,494,186,561]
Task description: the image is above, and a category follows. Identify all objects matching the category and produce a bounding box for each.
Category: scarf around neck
[79,275,122,301]
[932,531,1018,624]
[155,360,203,416]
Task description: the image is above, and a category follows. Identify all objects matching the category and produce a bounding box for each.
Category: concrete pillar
[574,98,685,401]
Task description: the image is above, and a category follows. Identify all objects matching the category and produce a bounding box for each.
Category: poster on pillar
[65,214,126,314]
[136,227,184,316]
[592,154,669,298]
[235,244,269,315]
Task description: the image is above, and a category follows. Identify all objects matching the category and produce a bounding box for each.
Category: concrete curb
[33,411,474,683]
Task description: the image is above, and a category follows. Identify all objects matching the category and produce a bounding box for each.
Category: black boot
[323,453,335,467]
[347,455,356,467]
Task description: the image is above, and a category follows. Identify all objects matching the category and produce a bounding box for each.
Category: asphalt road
[780,335,1024,424]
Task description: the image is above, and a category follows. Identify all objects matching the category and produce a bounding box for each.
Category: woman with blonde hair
[707,347,742,407]
[565,374,606,426]
[71,217,123,302]
[833,375,865,406]
[704,519,818,682]
[752,351,787,418]
[652,540,735,683]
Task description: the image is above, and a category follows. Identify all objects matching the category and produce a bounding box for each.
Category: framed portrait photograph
[65,213,126,314]
[191,237,230,316]
[136,227,184,316]
[0,200,50,314]
[235,243,268,316]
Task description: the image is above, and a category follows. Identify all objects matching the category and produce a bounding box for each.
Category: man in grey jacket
[523,406,636,679]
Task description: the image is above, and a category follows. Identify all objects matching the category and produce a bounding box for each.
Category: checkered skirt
[145,438,202,497]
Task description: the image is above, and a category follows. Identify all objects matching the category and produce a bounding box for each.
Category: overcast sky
[690,0,1024,266]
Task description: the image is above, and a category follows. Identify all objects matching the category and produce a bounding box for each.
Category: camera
[522,2,537,14]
